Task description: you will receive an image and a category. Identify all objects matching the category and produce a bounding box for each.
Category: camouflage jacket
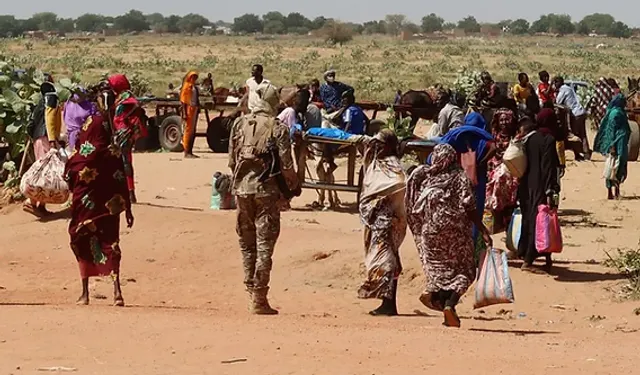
[228,113,297,197]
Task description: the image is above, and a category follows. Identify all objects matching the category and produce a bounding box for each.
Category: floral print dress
[486,109,519,213]
[405,144,477,298]
[65,113,131,278]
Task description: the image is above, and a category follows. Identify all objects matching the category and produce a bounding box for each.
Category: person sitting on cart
[320,69,353,114]
[340,90,367,136]
[319,90,368,174]
[309,79,321,104]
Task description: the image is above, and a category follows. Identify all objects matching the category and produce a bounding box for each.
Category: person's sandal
[443,307,461,328]
[419,293,444,312]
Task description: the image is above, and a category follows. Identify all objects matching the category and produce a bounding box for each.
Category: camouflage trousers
[236,195,281,290]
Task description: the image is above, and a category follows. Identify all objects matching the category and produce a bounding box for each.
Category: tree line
[0,11,635,39]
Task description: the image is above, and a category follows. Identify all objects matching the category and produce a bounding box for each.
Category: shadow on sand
[469,328,560,336]
[550,265,626,283]
[292,202,359,214]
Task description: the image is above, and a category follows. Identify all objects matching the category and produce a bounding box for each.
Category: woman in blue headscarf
[439,112,496,256]
[593,94,631,200]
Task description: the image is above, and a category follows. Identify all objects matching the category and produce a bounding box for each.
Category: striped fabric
[590,78,617,129]
[474,248,515,309]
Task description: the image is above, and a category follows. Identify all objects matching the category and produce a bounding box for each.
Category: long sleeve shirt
[556,85,586,117]
[319,82,353,112]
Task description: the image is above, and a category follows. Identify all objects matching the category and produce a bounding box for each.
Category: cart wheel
[134,117,160,152]
[207,117,231,153]
[628,120,640,162]
[356,165,364,205]
[159,115,184,152]
[367,119,385,137]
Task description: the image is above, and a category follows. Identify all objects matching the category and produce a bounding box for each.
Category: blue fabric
[439,113,493,163]
[342,105,366,135]
[306,127,353,140]
[290,123,303,141]
[438,112,494,244]
[319,82,352,111]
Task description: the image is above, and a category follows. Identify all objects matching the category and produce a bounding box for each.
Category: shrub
[605,246,640,299]
[322,22,354,46]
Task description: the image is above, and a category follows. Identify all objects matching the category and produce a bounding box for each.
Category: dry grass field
[2,34,640,100]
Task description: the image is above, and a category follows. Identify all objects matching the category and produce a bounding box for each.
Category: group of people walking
[356,71,634,327]
[23,63,633,330]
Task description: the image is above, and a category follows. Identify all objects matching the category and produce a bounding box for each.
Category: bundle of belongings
[210,172,235,210]
[20,149,70,205]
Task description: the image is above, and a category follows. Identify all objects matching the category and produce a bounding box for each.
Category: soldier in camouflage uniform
[229,81,299,315]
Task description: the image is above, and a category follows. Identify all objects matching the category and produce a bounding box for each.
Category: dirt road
[2,136,640,375]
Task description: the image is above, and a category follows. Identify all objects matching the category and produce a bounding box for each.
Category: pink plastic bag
[460,146,478,186]
[535,205,563,253]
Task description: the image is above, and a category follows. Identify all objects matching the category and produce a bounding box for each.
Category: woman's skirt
[70,215,122,279]
[357,194,407,300]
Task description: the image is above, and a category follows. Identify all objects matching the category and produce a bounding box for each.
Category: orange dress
[180,71,199,152]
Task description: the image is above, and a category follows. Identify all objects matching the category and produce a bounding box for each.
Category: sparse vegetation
[605,246,640,299]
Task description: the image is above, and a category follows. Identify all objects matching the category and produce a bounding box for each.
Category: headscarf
[594,94,631,155]
[252,82,279,116]
[464,112,485,129]
[180,70,198,106]
[64,92,99,150]
[438,112,493,163]
[106,74,146,146]
[363,129,399,165]
[427,143,457,175]
[536,108,559,139]
[107,74,131,95]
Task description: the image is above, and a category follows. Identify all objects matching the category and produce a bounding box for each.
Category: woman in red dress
[106,74,147,203]
[65,95,135,306]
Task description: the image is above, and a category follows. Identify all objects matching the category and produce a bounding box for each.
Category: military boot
[251,287,279,315]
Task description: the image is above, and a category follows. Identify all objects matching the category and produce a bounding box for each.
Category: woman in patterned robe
[65,103,134,307]
[406,144,492,327]
[356,129,407,316]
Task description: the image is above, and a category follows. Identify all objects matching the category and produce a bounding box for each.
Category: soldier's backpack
[237,115,276,162]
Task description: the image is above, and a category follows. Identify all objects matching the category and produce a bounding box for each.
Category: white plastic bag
[474,248,515,309]
[603,154,619,181]
[20,149,70,204]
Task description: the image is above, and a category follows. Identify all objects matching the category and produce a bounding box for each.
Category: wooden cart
[294,133,436,203]
[135,95,241,153]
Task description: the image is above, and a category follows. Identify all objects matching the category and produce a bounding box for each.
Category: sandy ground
[2,126,640,374]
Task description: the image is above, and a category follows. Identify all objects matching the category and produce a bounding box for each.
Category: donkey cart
[134,96,241,154]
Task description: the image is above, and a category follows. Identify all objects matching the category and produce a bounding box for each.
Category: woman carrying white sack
[23,80,64,217]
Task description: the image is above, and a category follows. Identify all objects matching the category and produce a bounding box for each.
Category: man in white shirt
[242,64,271,113]
[554,76,591,160]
